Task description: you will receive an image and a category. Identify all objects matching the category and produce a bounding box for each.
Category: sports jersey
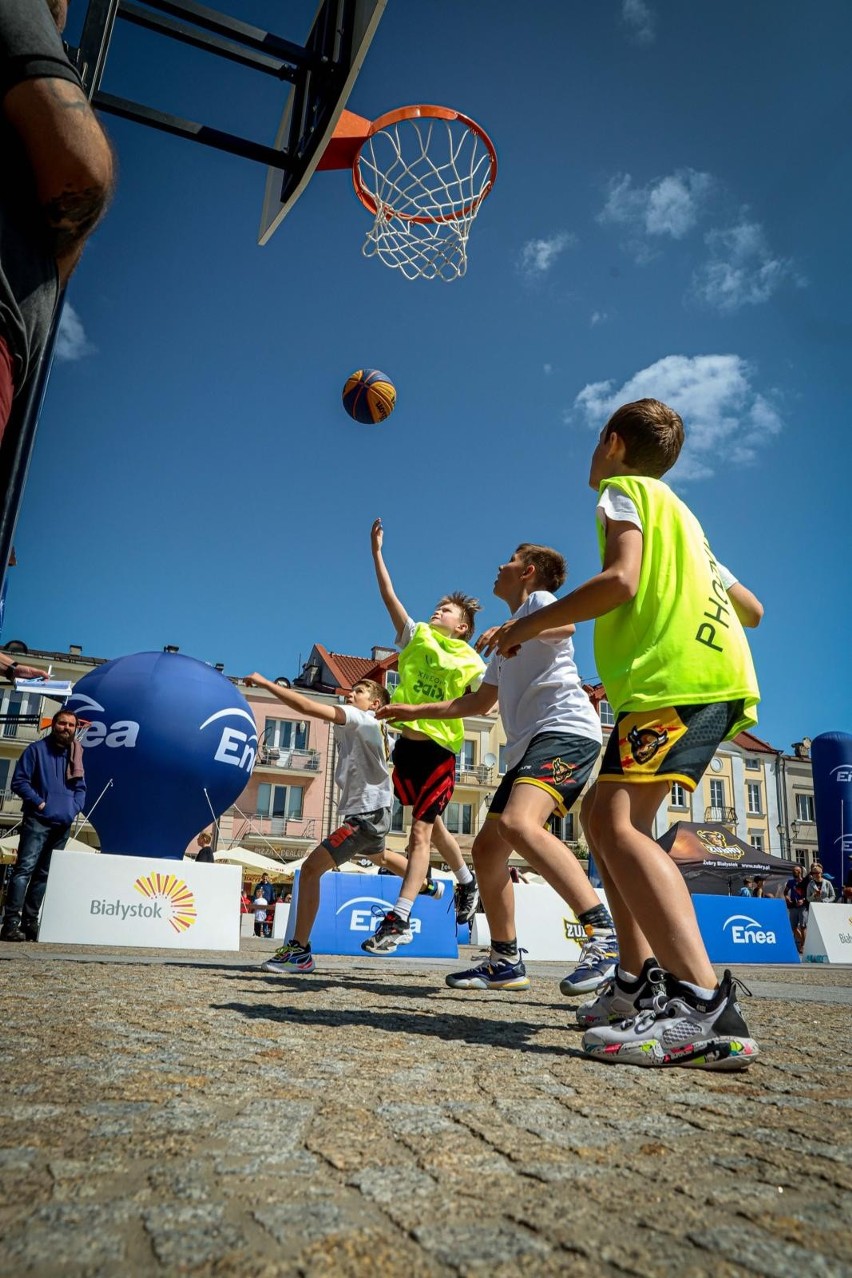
[392,617,486,754]
[334,706,392,816]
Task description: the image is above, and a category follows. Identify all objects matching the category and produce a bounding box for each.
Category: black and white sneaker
[582,970,759,1071]
[361,910,414,955]
[575,958,666,1027]
[454,875,479,925]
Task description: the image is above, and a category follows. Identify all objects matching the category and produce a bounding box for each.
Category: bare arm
[376,682,498,722]
[483,521,643,656]
[370,518,409,638]
[2,77,114,283]
[728,581,764,629]
[243,673,345,725]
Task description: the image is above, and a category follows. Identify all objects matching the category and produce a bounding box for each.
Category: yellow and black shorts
[597,701,744,791]
[489,732,600,819]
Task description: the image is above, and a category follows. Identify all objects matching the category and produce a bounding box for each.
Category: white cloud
[599,170,713,255]
[55,303,95,362]
[622,0,655,45]
[692,218,800,312]
[590,311,608,327]
[543,363,553,375]
[518,231,576,279]
[572,353,782,481]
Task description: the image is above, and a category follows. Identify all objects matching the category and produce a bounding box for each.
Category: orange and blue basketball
[342,368,396,424]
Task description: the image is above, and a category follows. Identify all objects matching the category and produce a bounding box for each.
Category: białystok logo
[723,914,776,944]
[135,873,197,933]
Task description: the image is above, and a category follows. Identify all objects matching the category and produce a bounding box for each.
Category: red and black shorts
[598,700,744,791]
[391,736,455,824]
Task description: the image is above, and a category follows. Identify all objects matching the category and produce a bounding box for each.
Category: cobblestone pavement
[1,941,851,1278]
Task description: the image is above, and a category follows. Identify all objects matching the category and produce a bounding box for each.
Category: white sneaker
[575,958,665,1027]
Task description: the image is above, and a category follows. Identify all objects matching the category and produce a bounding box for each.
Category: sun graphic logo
[133,872,198,934]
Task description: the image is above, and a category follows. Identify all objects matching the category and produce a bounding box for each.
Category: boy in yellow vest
[366,518,486,954]
[485,399,764,1071]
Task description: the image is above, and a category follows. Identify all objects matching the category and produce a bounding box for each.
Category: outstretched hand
[243,672,266,688]
[478,620,522,658]
[370,517,384,554]
[376,702,414,721]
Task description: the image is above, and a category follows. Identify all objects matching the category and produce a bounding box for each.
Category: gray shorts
[788,905,808,929]
[320,808,392,866]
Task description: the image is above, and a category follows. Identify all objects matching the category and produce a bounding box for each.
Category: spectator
[806,865,836,904]
[252,889,269,938]
[784,864,808,953]
[2,707,85,941]
[0,0,114,440]
[256,873,275,906]
[751,876,766,898]
[195,832,214,863]
[738,877,753,897]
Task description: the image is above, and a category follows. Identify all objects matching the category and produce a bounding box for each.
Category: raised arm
[370,518,409,638]
[243,673,345,725]
[376,682,498,722]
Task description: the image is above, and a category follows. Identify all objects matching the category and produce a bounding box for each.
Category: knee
[496,810,522,847]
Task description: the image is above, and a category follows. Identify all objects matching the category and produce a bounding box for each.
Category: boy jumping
[380,542,618,995]
[366,518,485,954]
[486,399,763,1071]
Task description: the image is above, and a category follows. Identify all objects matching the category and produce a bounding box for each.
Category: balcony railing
[241,816,317,842]
[454,764,493,786]
[257,747,321,772]
[704,806,738,826]
[0,717,42,743]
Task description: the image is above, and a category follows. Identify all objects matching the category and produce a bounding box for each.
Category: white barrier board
[511,883,605,962]
[40,851,241,950]
[803,902,852,964]
[272,902,291,939]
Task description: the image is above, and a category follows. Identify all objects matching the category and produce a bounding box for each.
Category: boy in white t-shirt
[253,890,270,938]
[379,543,618,994]
[243,673,438,973]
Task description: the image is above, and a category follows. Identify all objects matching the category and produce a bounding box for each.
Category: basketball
[342,368,396,424]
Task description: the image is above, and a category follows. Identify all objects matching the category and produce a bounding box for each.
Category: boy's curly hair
[605,398,684,477]
[437,592,481,640]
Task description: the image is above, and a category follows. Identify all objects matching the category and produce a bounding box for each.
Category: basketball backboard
[258,0,388,245]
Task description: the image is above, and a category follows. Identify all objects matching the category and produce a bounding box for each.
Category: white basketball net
[356,116,495,282]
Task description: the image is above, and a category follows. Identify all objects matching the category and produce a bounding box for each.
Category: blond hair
[437,592,481,640]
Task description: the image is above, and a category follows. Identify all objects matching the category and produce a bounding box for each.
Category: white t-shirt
[483,591,602,770]
[596,489,738,588]
[334,706,393,816]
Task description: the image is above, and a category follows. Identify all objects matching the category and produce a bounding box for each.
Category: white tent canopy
[213,846,291,876]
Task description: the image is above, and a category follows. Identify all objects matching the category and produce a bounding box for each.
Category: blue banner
[812,731,852,889]
[693,895,799,965]
[290,872,458,959]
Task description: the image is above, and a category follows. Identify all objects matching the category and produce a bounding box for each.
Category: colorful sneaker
[361,910,413,955]
[446,956,529,990]
[575,959,666,1027]
[262,942,315,974]
[559,926,619,996]
[582,970,759,1071]
[419,877,445,900]
[454,875,479,925]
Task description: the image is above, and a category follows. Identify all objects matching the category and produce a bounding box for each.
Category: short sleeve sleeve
[596,488,643,531]
[715,561,738,590]
[394,616,417,649]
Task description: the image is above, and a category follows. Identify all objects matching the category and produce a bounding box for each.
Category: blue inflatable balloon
[66,652,257,859]
[812,731,852,888]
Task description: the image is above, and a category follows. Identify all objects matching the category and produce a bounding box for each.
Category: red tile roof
[316,644,398,693]
[733,729,778,753]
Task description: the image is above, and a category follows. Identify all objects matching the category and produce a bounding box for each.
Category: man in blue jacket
[3,708,85,940]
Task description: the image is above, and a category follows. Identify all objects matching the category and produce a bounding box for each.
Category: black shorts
[488,732,600,818]
[391,736,455,824]
[598,701,743,790]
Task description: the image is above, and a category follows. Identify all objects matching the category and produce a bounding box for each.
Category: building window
[744,758,761,771]
[709,779,725,809]
[255,783,303,820]
[795,793,815,822]
[456,740,476,771]
[599,699,615,728]
[444,802,472,835]
[671,782,688,809]
[746,783,762,814]
[0,757,10,795]
[498,744,508,774]
[794,847,808,867]
[264,718,308,751]
[390,799,405,833]
[1,691,40,738]
[385,670,400,694]
[749,832,765,850]
[550,812,575,842]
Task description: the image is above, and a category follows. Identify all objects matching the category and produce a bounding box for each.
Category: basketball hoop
[351,106,497,281]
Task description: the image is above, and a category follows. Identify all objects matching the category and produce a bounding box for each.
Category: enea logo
[69,694,139,749]
[829,764,852,784]
[89,872,197,933]
[336,895,422,936]
[723,913,776,945]
[198,708,258,773]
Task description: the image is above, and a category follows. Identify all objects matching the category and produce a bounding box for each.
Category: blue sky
[5,0,851,751]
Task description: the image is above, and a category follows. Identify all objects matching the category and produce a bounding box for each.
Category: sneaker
[361,911,413,955]
[582,970,759,1071]
[1,926,27,942]
[559,926,619,996]
[446,956,529,990]
[419,877,445,900]
[454,875,479,925]
[575,958,666,1028]
[262,942,315,974]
